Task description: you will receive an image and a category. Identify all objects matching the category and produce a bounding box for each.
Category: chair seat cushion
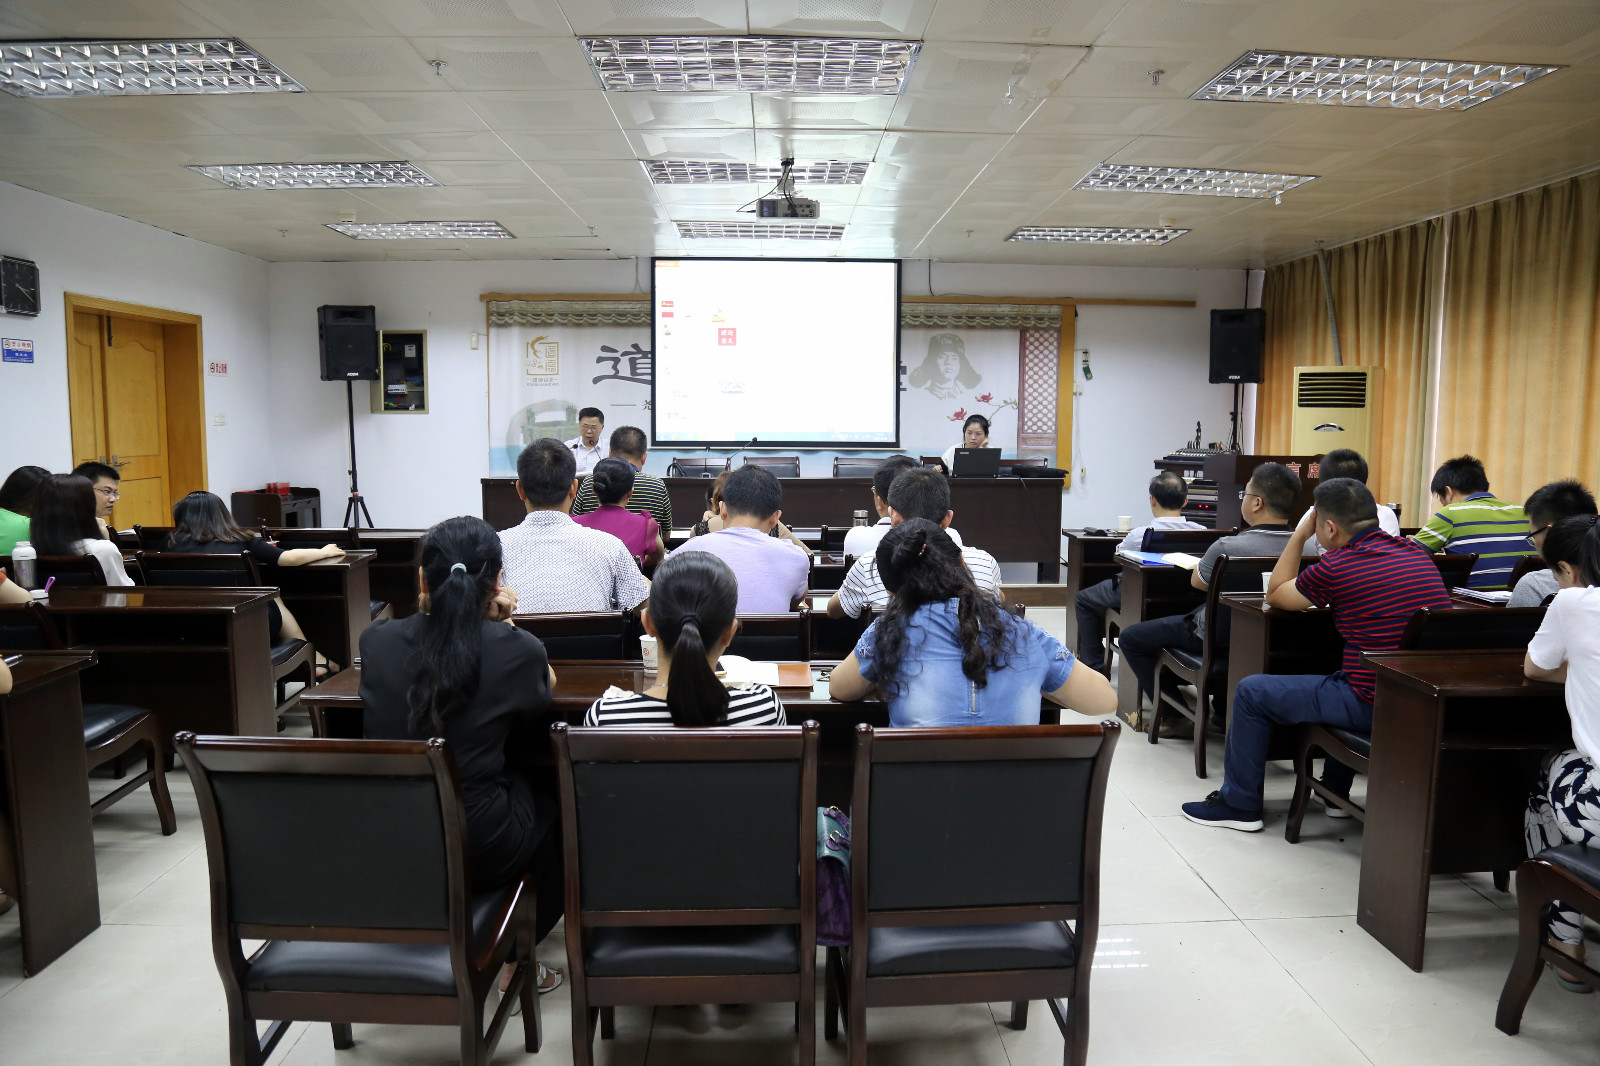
[585,924,799,978]
[1162,646,1203,672]
[244,886,513,996]
[1538,845,1600,890]
[370,599,388,619]
[866,922,1075,977]
[82,703,149,748]
[1325,727,1371,760]
[270,638,309,667]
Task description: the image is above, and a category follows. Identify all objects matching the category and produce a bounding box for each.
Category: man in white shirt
[842,455,918,561]
[1310,449,1399,551]
[1510,480,1595,607]
[1074,471,1204,671]
[827,467,1000,618]
[498,438,650,613]
[564,407,606,477]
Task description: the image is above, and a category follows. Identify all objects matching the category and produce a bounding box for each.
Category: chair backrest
[743,456,800,478]
[1430,552,1479,590]
[816,524,848,553]
[1198,555,1289,650]
[1141,527,1231,553]
[0,601,63,650]
[853,722,1118,921]
[553,722,818,920]
[727,609,810,661]
[268,526,359,550]
[136,550,261,587]
[33,553,110,587]
[833,457,884,478]
[512,610,635,660]
[667,457,729,478]
[133,524,176,551]
[1508,554,1550,588]
[176,733,470,949]
[1399,605,1548,651]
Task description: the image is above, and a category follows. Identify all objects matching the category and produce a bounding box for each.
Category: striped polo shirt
[1411,492,1531,587]
[1295,528,1453,702]
[572,465,673,533]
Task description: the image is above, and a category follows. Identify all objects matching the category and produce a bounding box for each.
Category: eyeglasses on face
[1238,491,1261,502]
[1526,524,1551,549]
[96,487,121,500]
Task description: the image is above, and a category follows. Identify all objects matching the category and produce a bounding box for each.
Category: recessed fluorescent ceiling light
[1008,226,1189,245]
[646,161,869,185]
[1073,163,1314,199]
[1194,50,1562,110]
[583,37,918,94]
[676,222,845,240]
[326,221,513,240]
[0,39,303,97]
[190,162,438,190]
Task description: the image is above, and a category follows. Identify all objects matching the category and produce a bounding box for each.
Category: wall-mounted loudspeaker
[318,304,379,381]
[1208,308,1264,384]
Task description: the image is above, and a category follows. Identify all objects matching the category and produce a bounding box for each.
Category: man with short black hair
[1182,478,1452,831]
[498,438,650,612]
[72,460,120,529]
[1512,479,1598,606]
[672,465,809,612]
[827,466,1001,618]
[843,455,919,561]
[1412,455,1531,587]
[571,425,673,532]
[565,407,606,476]
[1313,449,1398,548]
[1117,463,1315,711]
[1073,471,1204,671]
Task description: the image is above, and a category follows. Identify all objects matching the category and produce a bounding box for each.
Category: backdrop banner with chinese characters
[486,297,1060,473]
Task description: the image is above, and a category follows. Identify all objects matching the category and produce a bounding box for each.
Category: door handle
[109,454,130,469]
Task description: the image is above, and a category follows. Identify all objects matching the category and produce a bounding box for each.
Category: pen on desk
[44,575,55,594]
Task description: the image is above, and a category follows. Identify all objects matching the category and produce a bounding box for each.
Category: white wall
[267,258,1250,533]
[0,180,272,494]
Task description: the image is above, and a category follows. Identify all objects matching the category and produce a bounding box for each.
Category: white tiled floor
[3,607,1597,1064]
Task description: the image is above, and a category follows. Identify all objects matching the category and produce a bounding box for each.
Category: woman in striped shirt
[584,551,786,727]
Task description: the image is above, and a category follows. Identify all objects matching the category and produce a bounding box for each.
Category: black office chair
[827,722,1119,1066]
[727,609,811,661]
[1507,554,1550,589]
[667,457,728,478]
[31,553,111,587]
[512,610,639,660]
[1429,552,1480,590]
[553,721,819,1066]
[832,458,885,478]
[1497,847,1600,1032]
[177,733,541,1065]
[744,456,801,478]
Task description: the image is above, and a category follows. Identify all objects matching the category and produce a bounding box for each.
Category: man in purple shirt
[671,465,809,612]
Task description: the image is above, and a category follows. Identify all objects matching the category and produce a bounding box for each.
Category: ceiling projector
[757,196,820,218]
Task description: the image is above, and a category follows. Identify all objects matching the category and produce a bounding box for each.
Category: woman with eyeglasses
[28,474,134,585]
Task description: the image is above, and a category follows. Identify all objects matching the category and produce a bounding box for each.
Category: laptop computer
[951,447,1001,478]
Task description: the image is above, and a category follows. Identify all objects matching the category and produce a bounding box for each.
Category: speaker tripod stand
[341,380,374,528]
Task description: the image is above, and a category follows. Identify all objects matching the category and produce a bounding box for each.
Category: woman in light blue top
[829,519,1116,725]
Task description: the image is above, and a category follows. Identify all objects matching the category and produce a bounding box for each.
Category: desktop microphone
[727,436,758,468]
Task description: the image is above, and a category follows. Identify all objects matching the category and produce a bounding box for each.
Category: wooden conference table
[271,549,375,669]
[1113,555,1206,718]
[482,476,1066,581]
[1061,530,1122,652]
[0,651,100,975]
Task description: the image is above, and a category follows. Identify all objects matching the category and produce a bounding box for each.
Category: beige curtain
[1257,219,1442,520]
[1436,171,1600,504]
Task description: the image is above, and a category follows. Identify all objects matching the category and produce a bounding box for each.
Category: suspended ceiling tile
[408,36,599,91]
[531,160,653,184]
[878,130,1011,164]
[1048,46,1233,100]
[23,96,234,138]
[625,128,757,161]
[753,94,898,128]
[753,129,884,162]
[366,0,572,36]
[348,184,566,210]
[887,94,1041,133]
[1023,96,1172,136]
[405,159,546,184]
[498,128,640,160]
[609,92,752,129]
[175,93,372,137]
[989,135,1141,167]
[172,0,402,36]
[454,90,623,130]
[745,0,937,38]
[900,41,1089,102]
[1142,99,1311,141]
[359,130,522,160]
[326,91,496,133]
[552,0,750,34]
[922,0,1125,45]
[1096,0,1298,48]
[246,37,444,91]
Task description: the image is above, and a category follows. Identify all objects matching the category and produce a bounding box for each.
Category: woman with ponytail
[360,516,564,992]
[1524,513,1600,989]
[830,518,1116,725]
[584,551,785,727]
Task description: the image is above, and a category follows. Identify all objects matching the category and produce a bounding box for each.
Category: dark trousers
[1220,673,1369,813]
[1118,613,1204,703]
[1074,576,1122,669]
[529,828,565,944]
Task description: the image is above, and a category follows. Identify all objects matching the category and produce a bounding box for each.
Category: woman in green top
[0,465,47,556]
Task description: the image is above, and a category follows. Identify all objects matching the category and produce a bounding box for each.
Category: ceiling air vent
[1296,371,1368,408]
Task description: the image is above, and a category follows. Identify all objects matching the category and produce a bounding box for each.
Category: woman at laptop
[941,413,991,474]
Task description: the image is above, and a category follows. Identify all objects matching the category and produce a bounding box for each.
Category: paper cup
[1116,516,1133,532]
[1261,572,1273,594]
[640,635,659,674]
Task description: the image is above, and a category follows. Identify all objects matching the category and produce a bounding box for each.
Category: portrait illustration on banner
[907,332,983,400]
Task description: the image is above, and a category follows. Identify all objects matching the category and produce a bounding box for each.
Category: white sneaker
[1320,793,1354,820]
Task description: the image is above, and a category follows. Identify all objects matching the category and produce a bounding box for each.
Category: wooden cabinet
[370,329,427,413]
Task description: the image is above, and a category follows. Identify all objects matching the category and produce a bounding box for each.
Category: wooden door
[67,313,172,529]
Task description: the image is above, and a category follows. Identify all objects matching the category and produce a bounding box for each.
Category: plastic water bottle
[12,540,37,589]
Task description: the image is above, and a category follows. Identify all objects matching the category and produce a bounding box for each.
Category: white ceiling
[1,0,1597,267]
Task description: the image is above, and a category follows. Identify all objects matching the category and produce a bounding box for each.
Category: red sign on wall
[718,328,737,346]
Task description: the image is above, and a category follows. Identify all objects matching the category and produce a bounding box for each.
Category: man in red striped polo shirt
[1183,478,1453,831]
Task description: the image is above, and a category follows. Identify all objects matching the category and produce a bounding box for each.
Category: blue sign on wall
[1,338,33,363]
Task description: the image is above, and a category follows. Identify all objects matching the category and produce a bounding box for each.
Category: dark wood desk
[1358,651,1569,971]
[0,652,100,975]
[42,587,280,745]
[483,476,1065,580]
[1219,594,1345,715]
[1062,530,1121,651]
[355,529,423,617]
[270,550,375,669]
[1115,558,1207,718]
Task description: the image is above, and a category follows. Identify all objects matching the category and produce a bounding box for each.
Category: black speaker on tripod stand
[317,305,378,527]
[1209,308,1264,452]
